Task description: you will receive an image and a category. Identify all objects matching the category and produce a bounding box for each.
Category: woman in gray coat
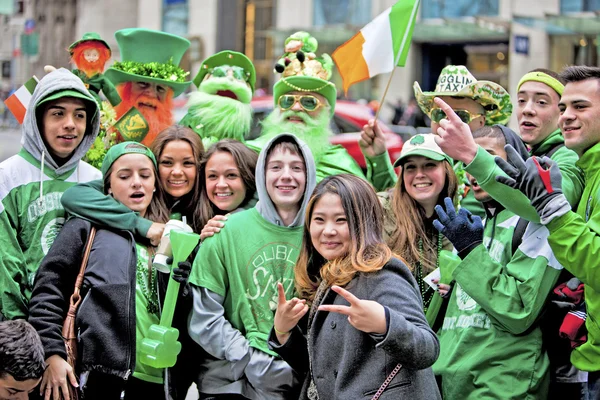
[269,174,441,399]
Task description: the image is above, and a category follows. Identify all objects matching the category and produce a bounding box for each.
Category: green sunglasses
[209,65,249,82]
[430,108,483,124]
[278,94,323,112]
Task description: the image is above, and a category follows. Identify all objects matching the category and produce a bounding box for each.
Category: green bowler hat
[193,50,256,92]
[104,28,192,97]
[273,76,337,117]
[69,32,111,55]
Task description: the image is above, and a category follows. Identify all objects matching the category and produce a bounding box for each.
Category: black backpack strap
[540,143,564,158]
[511,217,529,255]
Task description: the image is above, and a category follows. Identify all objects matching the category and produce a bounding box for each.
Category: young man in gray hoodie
[188,133,317,400]
[0,68,100,320]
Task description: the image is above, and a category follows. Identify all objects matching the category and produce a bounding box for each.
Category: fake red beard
[114,82,174,146]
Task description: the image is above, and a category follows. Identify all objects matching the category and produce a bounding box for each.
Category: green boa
[260,108,332,162]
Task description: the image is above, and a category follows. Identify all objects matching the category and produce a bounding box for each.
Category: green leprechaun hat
[272,34,336,117]
[193,50,256,93]
[69,32,111,56]
[104,28,192,97]
[413,65,512,126]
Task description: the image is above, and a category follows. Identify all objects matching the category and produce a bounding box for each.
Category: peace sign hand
[273,282,308,344]
[318,285,387,334]
[432,97,478,164]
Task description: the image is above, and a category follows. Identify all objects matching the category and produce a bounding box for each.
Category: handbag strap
[69,227,96,309]
[371,363,402,400]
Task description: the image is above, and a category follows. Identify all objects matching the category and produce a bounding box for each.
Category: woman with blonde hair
[269,174,440,399]
[379,134,457,314]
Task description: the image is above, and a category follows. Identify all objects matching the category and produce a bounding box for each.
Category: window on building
[313,0,371,27]
[561,0,600,13]
[163,0,188,37]
[246,0,275,93]
[421,0,499,19]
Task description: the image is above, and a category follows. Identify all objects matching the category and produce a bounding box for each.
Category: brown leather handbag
[61,227,96,400]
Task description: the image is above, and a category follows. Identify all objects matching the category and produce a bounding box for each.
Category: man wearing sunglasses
[180,50,257,147]
[247,39,395,191]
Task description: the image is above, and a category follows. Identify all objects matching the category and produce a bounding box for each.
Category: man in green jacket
[432,123,563,398]
[495,65,600,397]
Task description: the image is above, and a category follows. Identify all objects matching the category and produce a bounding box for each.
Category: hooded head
[23,68,100,175]
[255,133,317,227]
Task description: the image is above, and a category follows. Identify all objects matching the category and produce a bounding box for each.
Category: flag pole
[373,0,420,122]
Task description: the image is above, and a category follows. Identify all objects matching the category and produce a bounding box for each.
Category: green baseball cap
[393,134,452,167]
[37,89,98,118]
[101,141,157,177]
[193,50,256,92]
[104,28,192,97]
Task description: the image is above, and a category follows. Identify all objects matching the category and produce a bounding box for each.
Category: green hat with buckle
[69,32,111,56]
[193,50,256,92]
[104,28,192,97]
[413,65,512,126]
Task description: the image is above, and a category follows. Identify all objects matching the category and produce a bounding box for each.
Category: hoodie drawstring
[38,150,46,208]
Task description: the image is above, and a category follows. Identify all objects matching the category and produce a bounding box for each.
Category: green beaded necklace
[136,247,159,315]
[416,233,442,313]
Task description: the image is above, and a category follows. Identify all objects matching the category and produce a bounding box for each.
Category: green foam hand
[140,230,200,368]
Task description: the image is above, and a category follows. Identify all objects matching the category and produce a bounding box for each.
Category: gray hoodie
[22,67,100,175]
[255,133,317,227]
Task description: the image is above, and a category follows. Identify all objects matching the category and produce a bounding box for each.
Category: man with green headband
[179,50,256,148]
[104,28,192,147]
[246,33,391,191]
[0,68,101,320]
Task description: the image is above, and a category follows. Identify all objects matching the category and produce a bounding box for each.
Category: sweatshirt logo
[41,217,65,255]
[455,284,477,311]
[27,192,64,223]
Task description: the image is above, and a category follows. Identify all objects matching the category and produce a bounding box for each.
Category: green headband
[517,72,564,96]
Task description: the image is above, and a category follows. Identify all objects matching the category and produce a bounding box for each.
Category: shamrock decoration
[410,135,425,145]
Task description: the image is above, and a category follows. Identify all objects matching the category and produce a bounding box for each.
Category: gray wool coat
[269,257,442,399]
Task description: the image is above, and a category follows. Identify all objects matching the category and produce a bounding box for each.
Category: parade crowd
[1,27,600,400]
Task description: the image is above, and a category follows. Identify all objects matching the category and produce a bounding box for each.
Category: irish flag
[4,76,38,124]
[332,0,420,93]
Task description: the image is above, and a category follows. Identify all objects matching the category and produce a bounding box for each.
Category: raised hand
[434,197,483,256]
[146,222,166,246]
[318,285,386,334]
[359,119,387,158]
[432,97,478,164]
[273,282,308,344]
[200,215,229,241]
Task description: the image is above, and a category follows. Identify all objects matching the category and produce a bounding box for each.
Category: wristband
[274,326,290,335]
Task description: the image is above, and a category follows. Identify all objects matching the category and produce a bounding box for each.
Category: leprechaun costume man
[104,28,192,147]
[179,50,256,148]
[246,33,393,191]
[69,32,121,107]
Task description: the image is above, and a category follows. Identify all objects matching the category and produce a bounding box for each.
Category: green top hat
[193,50,256,92]
[273,76,337,117]
[104,28,192,97]
[413,65,513,126]
[69,32,111,56]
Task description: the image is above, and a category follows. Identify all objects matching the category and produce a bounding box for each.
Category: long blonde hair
[388,160,457,273]
[295,174,392,302]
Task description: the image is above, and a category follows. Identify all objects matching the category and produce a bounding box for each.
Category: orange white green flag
[332,0,420,93]
[4,76,38,124]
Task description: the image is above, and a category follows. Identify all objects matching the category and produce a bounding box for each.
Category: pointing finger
[330,285,361,306]
[433,97,463,124]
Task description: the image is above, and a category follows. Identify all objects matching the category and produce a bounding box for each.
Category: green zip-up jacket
[0,68,101,320]
[464,129,584,222]
[433,206,563,398]
[545,141,600,372]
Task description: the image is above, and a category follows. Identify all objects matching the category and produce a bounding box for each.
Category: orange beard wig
[114,82,174,146]
[70,42,111,77]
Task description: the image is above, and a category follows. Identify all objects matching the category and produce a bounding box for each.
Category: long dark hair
[198,139,258,227]
[295,174,392,302]
[150,125,205,231]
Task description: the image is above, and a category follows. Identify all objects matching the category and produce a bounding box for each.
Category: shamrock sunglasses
[430,108,483,124]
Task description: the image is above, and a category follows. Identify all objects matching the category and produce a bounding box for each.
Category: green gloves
[495,145,571,224]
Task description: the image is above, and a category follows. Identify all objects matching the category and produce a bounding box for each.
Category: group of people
[1,26,600,400]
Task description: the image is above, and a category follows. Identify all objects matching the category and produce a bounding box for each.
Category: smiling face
[517,81,561,146]
[402,155,446,216]
[40,97,88,160]
[558,79,600,155]
[309,193,351,261]
[205,151,247,212]
[469,136,507,202]
[158,140,197,200]
[107,153,155,216]
[83,48,100,63]
[0,373,41,400]
[265,146,307,216]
